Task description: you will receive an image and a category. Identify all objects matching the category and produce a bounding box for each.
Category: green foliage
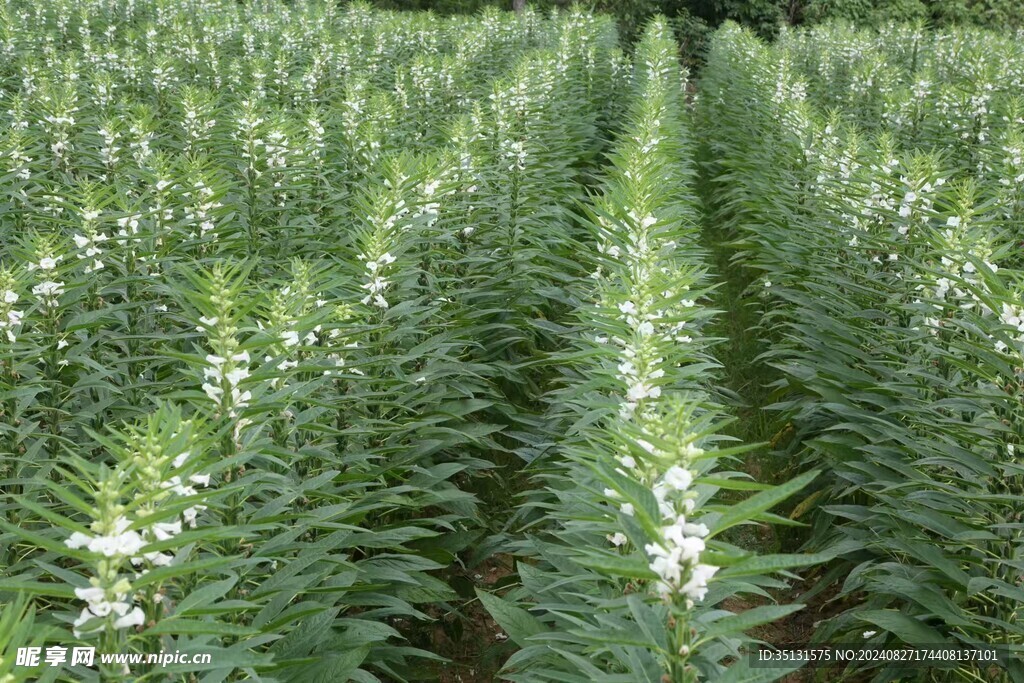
[0,2,629,680]
[700,20,1024,681]
[476,19,819,682]
[803,0,1024,26]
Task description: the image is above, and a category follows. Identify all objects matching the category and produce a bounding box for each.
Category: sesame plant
[473,19,823,683]
[0,1,629,680]
[4,0,1022,681]
[701,21,1024,682]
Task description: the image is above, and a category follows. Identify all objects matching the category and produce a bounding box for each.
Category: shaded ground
[430,553,518,683]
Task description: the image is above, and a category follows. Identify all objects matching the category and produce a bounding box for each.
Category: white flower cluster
[605,436,717,604]
[201,348,253,417]
[73,215,110,274]
[72,579,145,636]
[184,181,222,237]
[42,112,77,164]
[998,143,1024,187]
[613,302,665,418]
[31,279,65,308]
[257,284,324,381]
[129,121,154,166]
[181,104,216,151]
[358,251,396,309]
[98,126,120,170]
[913,216,998,337]
[236,104,266,176]
[414,178,443,227]
[265,130,289,188]
[66,516,145,559]
[885,175,941,243]
[996,302,1024,354]
[7,138,32,180]
[153,461,210,534]
[0,288,23,343]
[116,214,141,242]
[499,138,527,172]
[306,116,325,167]
[643,461,717,603]
[65,515,147,637]
[65,437,211,637]
[27,254,63,272]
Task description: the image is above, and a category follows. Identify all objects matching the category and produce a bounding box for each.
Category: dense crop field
[0,2,1022,682]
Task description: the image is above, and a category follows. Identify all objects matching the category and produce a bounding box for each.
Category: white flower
[620,503,635,517]
[646,543,684,584]
[683,521,709,538]
[196,316,218,330]
[863,630,877,639]
[74,586,107,604]
[67,521,145,558]
[224,367,249,386]
[618,301,637,315]
[32,280,65,301]
[677,536,705,564]
[65,531,93,549]
[202,383,223,402]
[2,290,16,304]
[112,606,145,629]
[626,380,660,403]
[607,533,628,547]
[150,521,182,541]
[135,551,172,567]
[679,563,718,601]
[90,530,146,558]
[663,466,693,492]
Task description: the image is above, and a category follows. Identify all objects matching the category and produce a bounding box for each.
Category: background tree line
[369,0,1024,55]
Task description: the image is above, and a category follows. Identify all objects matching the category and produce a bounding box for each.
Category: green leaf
[709,470,820,538]
[475,588,547,647]
[858,610,949,646]
[697,605,805,643]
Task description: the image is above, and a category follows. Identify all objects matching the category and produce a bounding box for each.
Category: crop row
[701,22,1024,681]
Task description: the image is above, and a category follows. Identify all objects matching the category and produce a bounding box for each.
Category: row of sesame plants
[478,19,822,683]
[0,0,632,680]
[700,22,1024,681]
